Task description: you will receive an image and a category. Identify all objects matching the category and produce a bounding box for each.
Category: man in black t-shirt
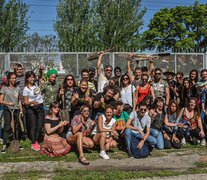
[92,85,116,120]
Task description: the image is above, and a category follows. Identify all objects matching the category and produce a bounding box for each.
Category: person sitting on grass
[92,105,118,160]
[176,97,205,146]
[66,105,96,165]
[113,101,129,150]
[163,101,181,149]
[41,101,71,157]
[149,97,166,150]
[125,102,157,158]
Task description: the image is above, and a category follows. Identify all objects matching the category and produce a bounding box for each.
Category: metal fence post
[204,52,207,69]
[174,53,177,74]
[76,52,79,78]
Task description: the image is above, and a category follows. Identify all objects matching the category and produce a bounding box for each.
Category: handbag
[59,93,70,122]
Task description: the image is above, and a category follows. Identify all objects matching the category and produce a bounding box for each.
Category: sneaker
[181,138,186,145]
[35,141,41,148]
[127,150,133,158]
[99,151,110,160]
[31,144,40,151]
[201,139,206,146]
[1,146,7,154]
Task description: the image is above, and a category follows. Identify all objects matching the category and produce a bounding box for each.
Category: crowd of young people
[0,52,206,165]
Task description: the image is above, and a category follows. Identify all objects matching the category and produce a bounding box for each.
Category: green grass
[1,139,207,163]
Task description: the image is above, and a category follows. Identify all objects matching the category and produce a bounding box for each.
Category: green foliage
[0,0,29,52]
[54,0,146,51]
[54,0,94,51]
[142,1,207,51]
[25,33,58,52]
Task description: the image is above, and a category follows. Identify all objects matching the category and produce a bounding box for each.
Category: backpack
[131,134,150,159]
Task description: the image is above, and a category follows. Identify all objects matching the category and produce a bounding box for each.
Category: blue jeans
[150,128,164,149]
[125,128,157,151]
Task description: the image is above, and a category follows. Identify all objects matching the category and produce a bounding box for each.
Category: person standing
[23,71,44,151]
[0,72,23,153]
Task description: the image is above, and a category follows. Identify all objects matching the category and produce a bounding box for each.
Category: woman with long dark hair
[0,72,23,153]
[71,79,93,116]
[177,97,205,145]
[42,101,71,157]
[181,78,194,107]
[23,71,44,151]
[149,97,165,150]
[163,101,181,149]
[58,74,76,119]
[120,73,136,114]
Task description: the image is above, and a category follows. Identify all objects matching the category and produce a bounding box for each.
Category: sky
[23,0,207,36]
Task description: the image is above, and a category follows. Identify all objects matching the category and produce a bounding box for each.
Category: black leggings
[26,105,44,144]
[3,108,20,145]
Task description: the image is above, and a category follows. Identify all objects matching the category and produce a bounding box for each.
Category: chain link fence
[0,52,206,80]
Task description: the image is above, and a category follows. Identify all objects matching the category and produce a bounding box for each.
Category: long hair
[62,74,76,89]
[79,78,90,97]
[25,71,36,88]
[187,97,200,120]
[48,101,60,118]
[5,72,16,87]
[167,100,179,116]
[153,97,165,113]
[120,73,131,88]
[189,69,198,83]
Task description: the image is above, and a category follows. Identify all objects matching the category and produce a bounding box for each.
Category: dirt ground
[0,148,207,179]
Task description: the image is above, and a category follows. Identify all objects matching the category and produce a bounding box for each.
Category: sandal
[79,156,90,165]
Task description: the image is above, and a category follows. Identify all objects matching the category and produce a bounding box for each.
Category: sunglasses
[53,106,59,109]
[115,70,121,73]
[105,69,112,72]
[82,109,90,113]
[155,73,161,75]
[123,77,129,80]
[142,78,148,81]
[67,78,73,81]
[140,108,147,112]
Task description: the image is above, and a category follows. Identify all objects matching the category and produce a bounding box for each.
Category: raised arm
[96,52,104,77]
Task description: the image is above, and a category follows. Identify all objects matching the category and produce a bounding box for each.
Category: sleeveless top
[181,108,197,130]
[44,118,60,134]
[137,84,150,104]
[151,111,165,130]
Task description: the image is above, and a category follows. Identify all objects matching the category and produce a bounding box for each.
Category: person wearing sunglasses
[151,68,170,107]
[113,66,122,87]
[58,74,77,119]
[66,105,96,165]
[120,73,136,115]
[125,102,157,158]
[135,74,152,111]
[96,51,113,92]
[42,101,71,157]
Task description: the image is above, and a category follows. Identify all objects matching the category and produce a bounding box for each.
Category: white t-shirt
[120,84,136,107]
[23,85,44,105]
[129,111,151,133]
[92,114,116,137]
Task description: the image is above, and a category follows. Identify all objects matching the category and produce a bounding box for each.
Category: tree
[142,1,207,52]
[92,0,146,50]
[25,33,58,52]
[54,0,94,51]
[0,0,29,52]
[54,0,146,51]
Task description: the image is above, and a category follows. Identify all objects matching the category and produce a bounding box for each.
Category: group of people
[0,52,207,165]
